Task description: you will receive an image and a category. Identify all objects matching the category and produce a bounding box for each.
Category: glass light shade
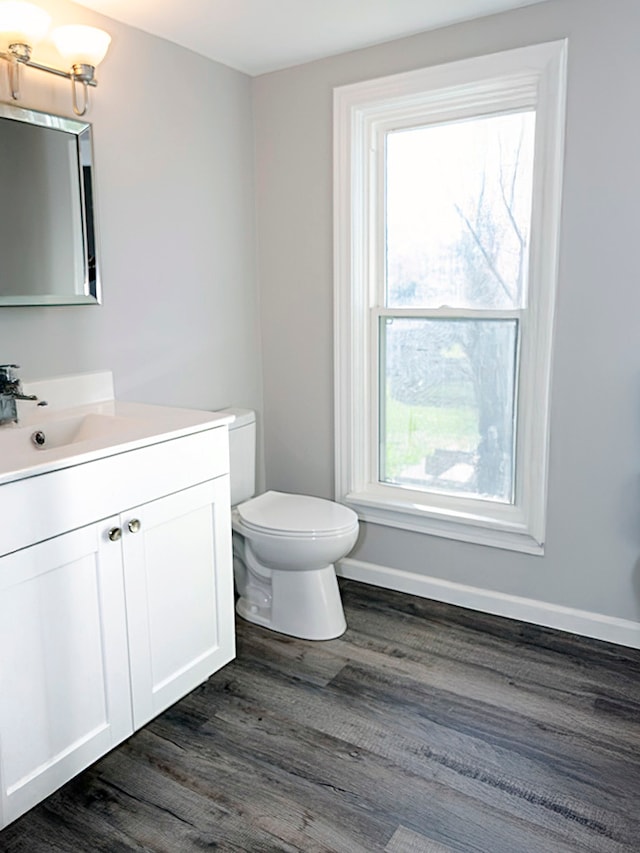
[52,24,111,68]
[0,1,50,47]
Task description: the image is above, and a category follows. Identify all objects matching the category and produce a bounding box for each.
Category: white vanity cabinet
[121,476,233,729]
[0,520,133,828]
[0,424,235,829]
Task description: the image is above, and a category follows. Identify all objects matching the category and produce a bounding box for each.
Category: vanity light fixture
[0,1,110,116]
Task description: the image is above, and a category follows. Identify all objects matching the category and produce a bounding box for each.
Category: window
[334,42,567,553]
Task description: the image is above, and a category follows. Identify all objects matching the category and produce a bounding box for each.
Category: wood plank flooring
[2,579,640,852]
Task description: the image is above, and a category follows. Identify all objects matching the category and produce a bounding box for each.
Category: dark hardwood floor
[2,579,640,852]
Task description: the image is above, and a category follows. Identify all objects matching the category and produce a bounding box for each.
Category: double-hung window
[334,42,567,554]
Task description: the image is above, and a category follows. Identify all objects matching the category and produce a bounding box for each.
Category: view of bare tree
[383,112,533,501]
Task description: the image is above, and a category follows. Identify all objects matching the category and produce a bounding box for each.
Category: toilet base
[236,563,347,641]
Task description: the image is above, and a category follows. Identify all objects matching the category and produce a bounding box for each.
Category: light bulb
[0,1,50,49]
[52,24,111,69]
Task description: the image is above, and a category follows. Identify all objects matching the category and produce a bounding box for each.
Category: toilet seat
[237,490,358,538]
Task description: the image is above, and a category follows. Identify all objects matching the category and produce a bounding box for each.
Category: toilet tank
[220,408,256,506]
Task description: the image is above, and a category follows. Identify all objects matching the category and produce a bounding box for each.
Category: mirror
[0,103,100,306]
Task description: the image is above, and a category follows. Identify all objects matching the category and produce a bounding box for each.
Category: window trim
[333,41,567,555]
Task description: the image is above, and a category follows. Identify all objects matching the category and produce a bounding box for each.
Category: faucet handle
[0,365,22,395]
[0,364,19,380]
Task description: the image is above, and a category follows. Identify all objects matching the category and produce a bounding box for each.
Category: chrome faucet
[0,364,41,425]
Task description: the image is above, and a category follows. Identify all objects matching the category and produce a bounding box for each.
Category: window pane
[385,111,535,310]
[379,318,518,503]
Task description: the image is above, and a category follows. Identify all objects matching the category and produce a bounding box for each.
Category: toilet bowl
[232,490,358,640]
[221,409,359,640]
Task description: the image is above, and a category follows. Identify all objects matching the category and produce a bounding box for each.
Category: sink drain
[31,430,46,447]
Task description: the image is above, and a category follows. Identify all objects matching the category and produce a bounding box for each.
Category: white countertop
[0,398,233,487]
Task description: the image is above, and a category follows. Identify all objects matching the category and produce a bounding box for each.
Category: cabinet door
[123,477,235,728]
[0,521,133,828]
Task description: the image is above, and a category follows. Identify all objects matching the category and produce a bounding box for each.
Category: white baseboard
[336,557,640,650]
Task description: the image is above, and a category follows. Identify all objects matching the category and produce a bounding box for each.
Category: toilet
[222,408,359,640]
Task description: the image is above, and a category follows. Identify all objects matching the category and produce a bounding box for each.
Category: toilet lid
[237,491,358,536]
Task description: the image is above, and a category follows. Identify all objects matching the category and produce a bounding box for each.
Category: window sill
[345,488,544,555]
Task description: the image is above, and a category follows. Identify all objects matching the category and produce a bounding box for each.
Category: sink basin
[32,413,135,450]
[0,412,135,456]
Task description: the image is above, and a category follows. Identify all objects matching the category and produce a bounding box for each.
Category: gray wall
[0,0,263,445]
[253,0,640,623]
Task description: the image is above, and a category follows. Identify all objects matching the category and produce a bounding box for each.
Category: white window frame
[333,41,567,555]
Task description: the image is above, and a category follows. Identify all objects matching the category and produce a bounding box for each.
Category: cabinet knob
[127,518,141,534]
[108,526,122,542]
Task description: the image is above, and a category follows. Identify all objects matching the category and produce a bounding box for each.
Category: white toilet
[222,409,359,640]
